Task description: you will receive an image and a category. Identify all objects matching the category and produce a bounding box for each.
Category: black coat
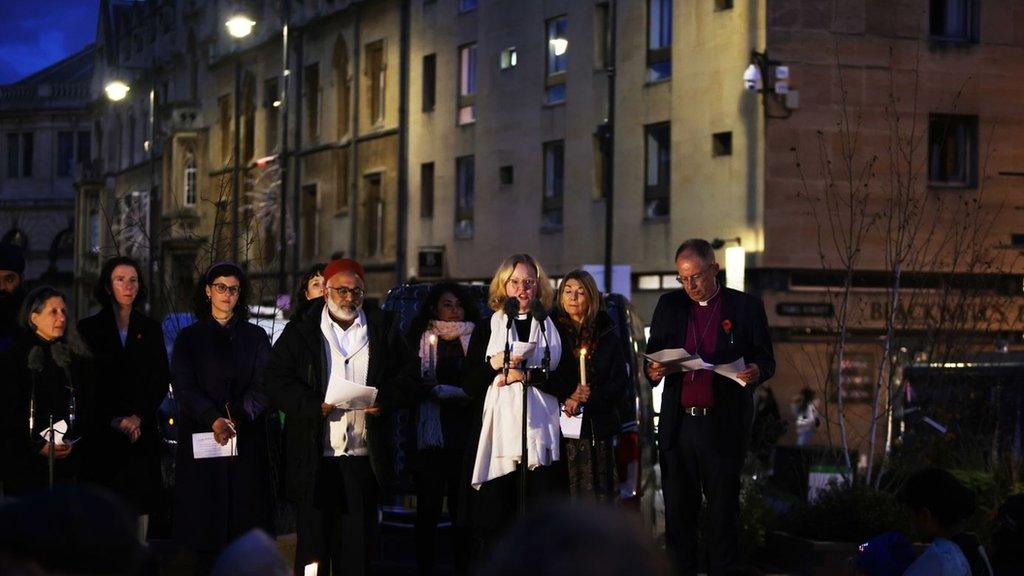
[78,307,169,512]
[263,301,419,504]
[645,287,775,458]
[170,317,273,552]
[551,311,629,440]
[0,331,95,496]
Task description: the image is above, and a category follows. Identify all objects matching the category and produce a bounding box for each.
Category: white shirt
[320,306,371,457]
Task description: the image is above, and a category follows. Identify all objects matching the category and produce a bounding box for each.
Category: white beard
[327,298,360,322]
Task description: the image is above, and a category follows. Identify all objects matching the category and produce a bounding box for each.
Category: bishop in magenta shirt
[681,287,721,408]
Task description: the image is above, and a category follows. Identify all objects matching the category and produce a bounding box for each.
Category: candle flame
[580,347,587,356]
[429,334,437,344]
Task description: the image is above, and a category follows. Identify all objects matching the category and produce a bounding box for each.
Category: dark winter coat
[170,316,273,552]
[0,331,95,496]
[78,307,169,513]
[263,300,419,504]
[552,310,629,440]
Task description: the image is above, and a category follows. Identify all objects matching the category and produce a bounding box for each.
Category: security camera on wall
[743,64,762,92]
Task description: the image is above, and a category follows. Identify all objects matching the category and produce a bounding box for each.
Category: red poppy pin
[722,319,734,345]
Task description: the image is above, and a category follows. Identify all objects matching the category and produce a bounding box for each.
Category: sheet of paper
[713,358,749,387]
[39,419,69,445]
[324,373,378,409]
[511,341,536,358]
[643,347,697,365]
[303,563,319,576]
[559,410,583,440]
[192,432,237,459]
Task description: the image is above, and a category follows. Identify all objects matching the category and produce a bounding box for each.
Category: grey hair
[674,238,716,264]
[19,285,91,357]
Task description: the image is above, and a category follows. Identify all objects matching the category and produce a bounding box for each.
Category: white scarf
[472,310,563,488]
[417,321,475,450]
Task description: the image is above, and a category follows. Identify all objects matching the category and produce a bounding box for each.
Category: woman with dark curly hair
[406,282,480,575]
[289,263,326,321]
[77,256,169,539]
[1,286,94,496]
[170,262,274,573]
[551,270,627,502]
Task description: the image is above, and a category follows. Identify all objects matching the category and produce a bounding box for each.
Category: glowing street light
[225,15,256,39]
[104,80,131,102]
[550,37,568,56]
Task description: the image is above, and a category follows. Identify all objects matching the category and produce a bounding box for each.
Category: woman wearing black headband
[170,262,274,573]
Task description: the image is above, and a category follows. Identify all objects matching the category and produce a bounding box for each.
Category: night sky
[0,0,99,85]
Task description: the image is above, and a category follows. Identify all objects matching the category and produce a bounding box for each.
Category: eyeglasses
[676,265,715,286]
[506,278,538,290]
[326,285,365,299]
[211,283,240,296]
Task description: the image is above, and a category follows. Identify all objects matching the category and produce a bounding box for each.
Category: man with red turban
[264,258,419,575]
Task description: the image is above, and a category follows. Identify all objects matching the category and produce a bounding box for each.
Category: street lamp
[224,14,254,262]
[225,15,256,39]
[104,81,131,102]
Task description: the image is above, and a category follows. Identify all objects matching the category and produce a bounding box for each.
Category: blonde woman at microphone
[1,286,94,496]
[457,254,573,556]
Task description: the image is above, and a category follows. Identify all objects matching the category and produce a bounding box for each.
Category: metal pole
[278,2,290,294]
[396,0,410,283]
[148,85,157,305]
[602,0,617,294]
[232,49,242,262]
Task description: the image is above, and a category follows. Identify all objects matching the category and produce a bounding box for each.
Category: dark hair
[289,263,326,320]
[407,282,480,345]
[93,256,147,309]
[553,270,605,352]
[191,262,249,321]
[19,285,90,356]
[898,467,975,528]
[480,502,670,576]
[674,238,716,263]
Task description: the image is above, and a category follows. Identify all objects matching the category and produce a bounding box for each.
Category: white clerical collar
[697,284,721,307]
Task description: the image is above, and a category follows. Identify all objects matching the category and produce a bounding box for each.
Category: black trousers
[660,413,742,576]
[414,448,469,576]
[295,456,378,576]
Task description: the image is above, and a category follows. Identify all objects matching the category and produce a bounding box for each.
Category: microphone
[529,299,551,371]
[51,342,71,369]
[528,299,548,327]
[502,297,519,324]
[28,346,45,372]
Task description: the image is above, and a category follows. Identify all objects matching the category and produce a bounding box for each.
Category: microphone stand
[519,304,551,517]
[48,414,55,489]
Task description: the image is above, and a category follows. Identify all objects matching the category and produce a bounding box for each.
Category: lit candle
[428,334,438,377]
[579,347,588,388]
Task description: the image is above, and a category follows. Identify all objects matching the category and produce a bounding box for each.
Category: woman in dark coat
[78,256,169,536]
[406,282,480,576]
[552,270,628,501]
[170,262,273,573]
[1,286,95,496]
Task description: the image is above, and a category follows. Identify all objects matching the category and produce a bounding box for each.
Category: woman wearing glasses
[170,262,274,573]
[77,256,169,540]
[551,270,627,502]
[459,253,570,552]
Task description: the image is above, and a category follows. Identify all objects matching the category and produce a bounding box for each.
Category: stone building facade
[0,46,93,288]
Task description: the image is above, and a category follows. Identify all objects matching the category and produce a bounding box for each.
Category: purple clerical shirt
[681,289,721,408]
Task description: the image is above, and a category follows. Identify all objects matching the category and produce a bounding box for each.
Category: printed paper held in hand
[713,358,749,387]
[643,348,713,372]
[559,410,583,439]
[324,373,378,410]
[39,419,73,446]
[511,341,536,358]
[192,432,237,458]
